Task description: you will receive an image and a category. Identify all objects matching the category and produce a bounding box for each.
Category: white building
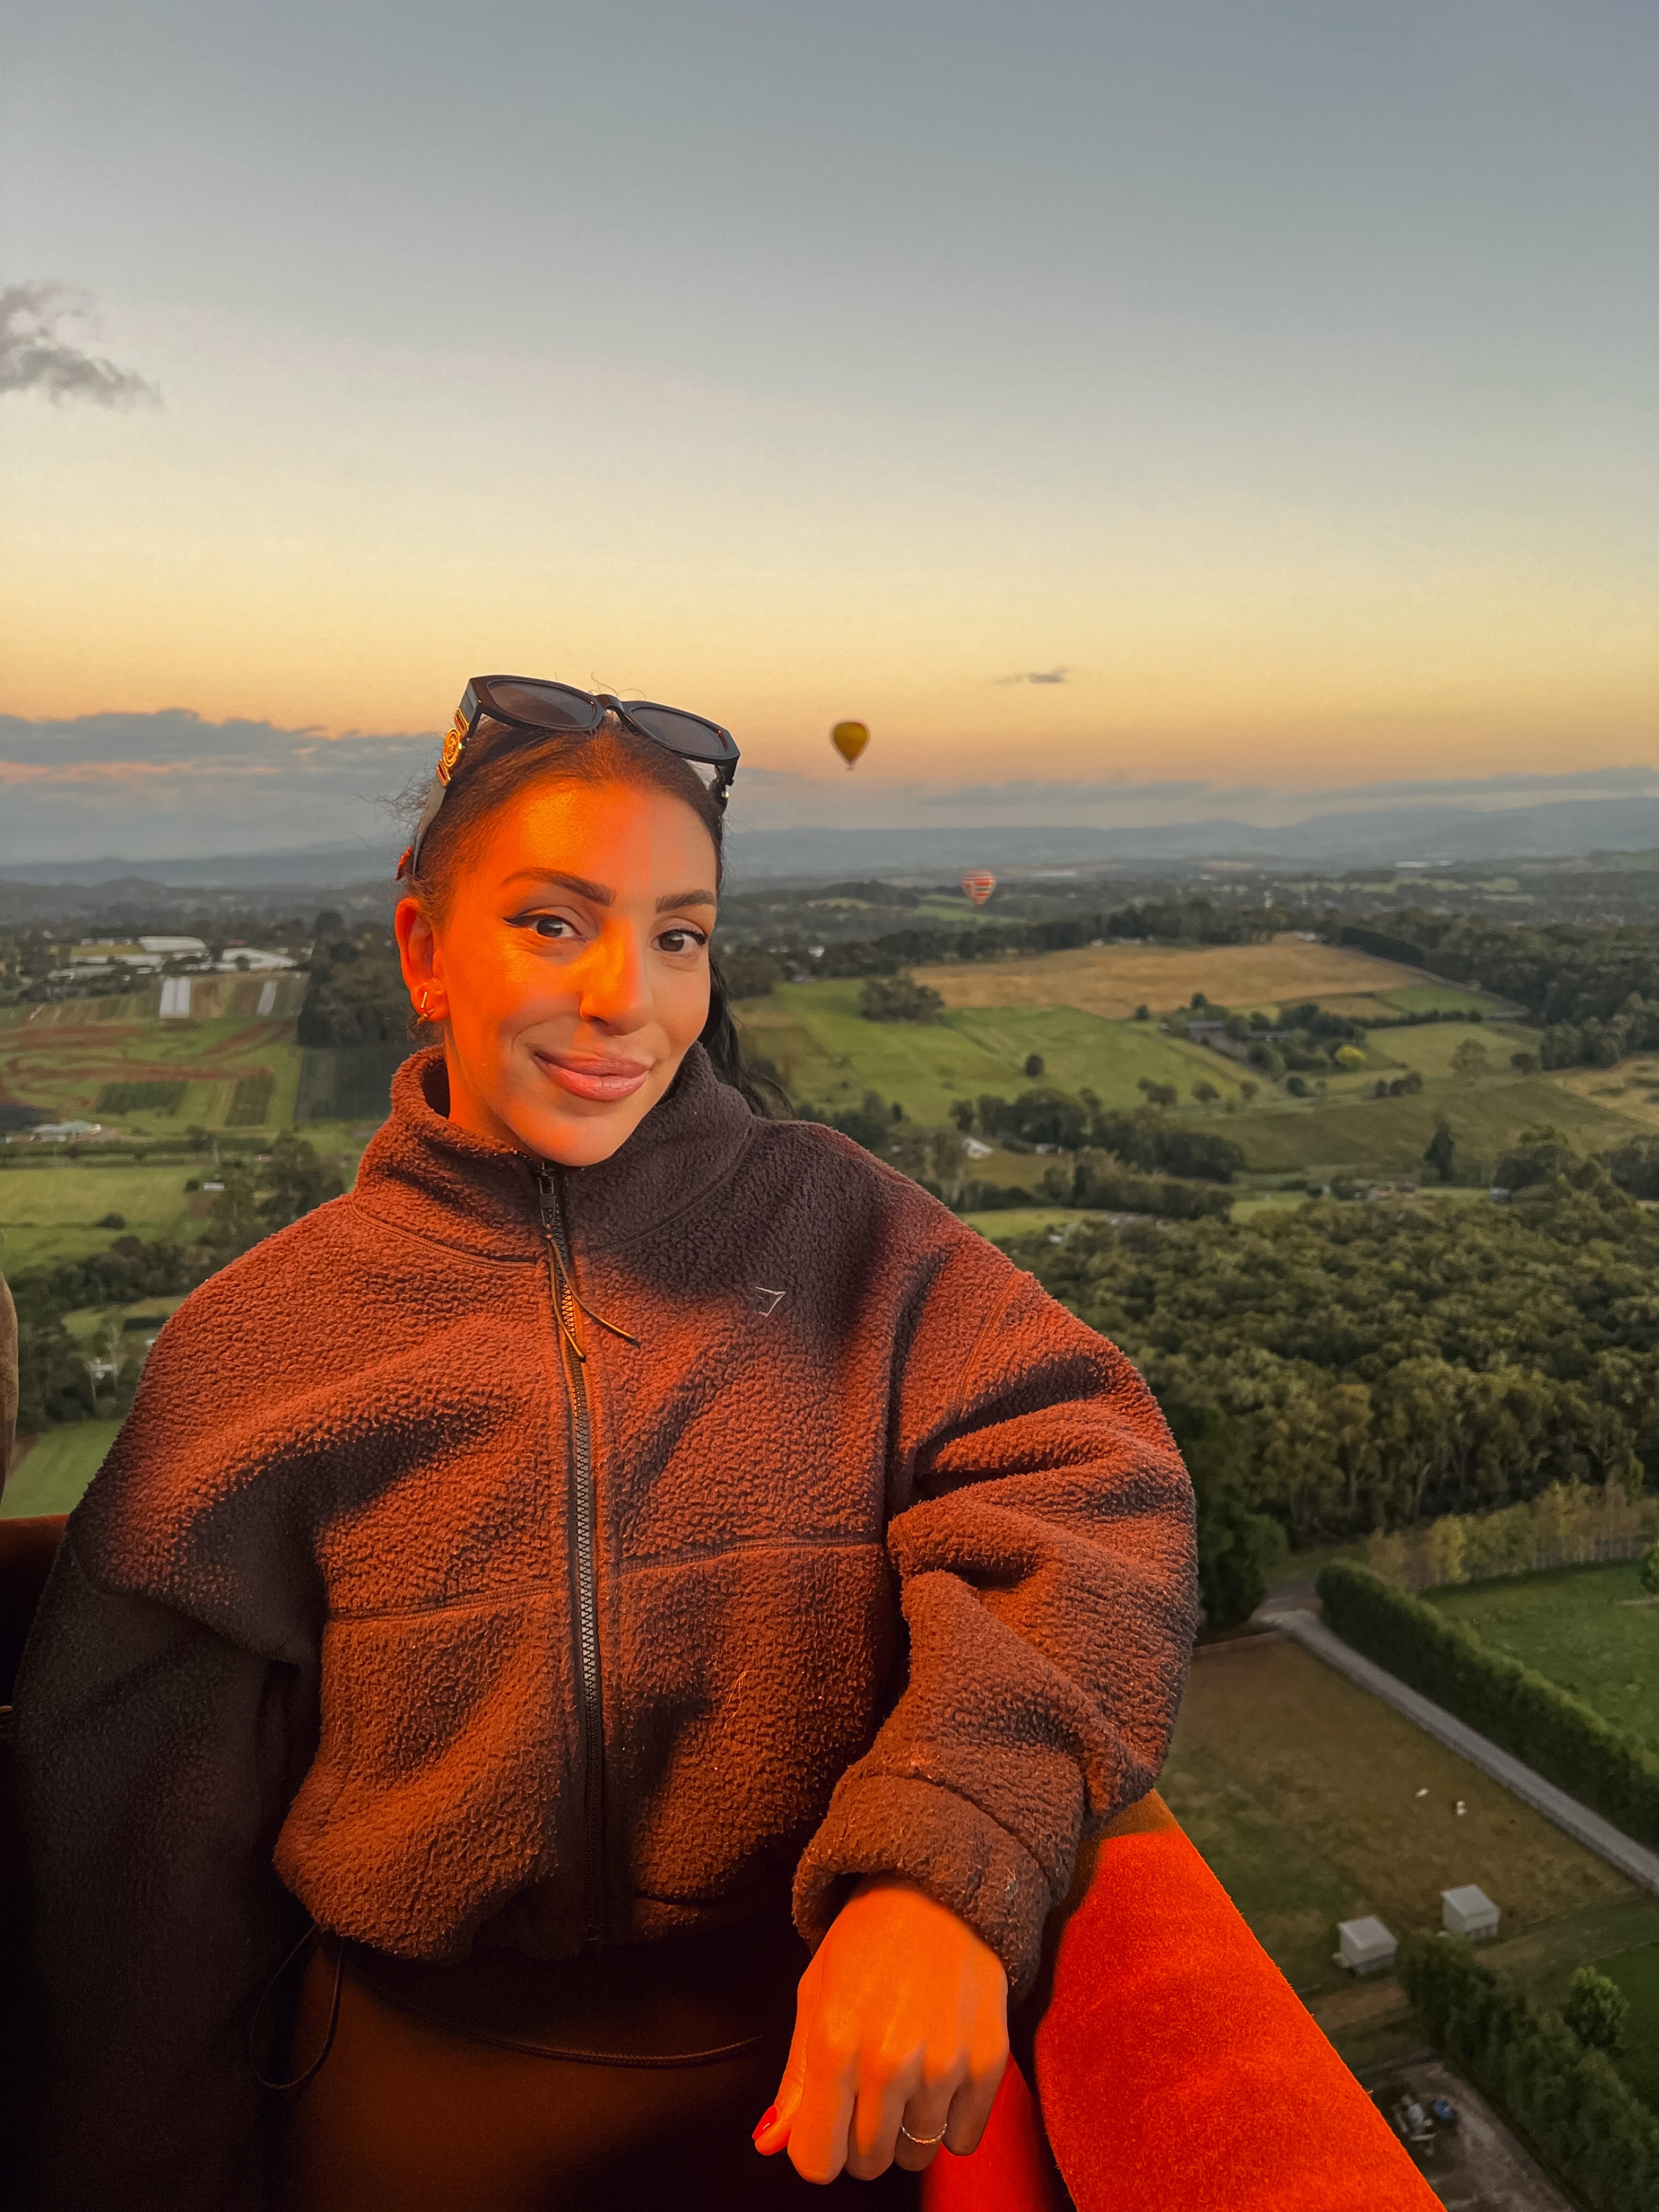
[1337,1917,1397,1974]
[1441,1886,1500,1940]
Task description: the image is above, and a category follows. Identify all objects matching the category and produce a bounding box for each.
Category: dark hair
[401,713,782,1114]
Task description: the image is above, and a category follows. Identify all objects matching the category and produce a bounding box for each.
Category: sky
[1,0,1655,861]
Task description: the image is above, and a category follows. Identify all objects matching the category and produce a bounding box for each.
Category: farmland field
[2,1420,122,1517]
[1162,1638,1640,1997]
[732,980,1248,1122]
[907,938,1444,1017]
[1424,1562,1659,1756]
[0,992,304,1138]
[0,1162,204,1274]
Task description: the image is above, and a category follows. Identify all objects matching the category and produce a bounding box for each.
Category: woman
[15,676,1197,2211]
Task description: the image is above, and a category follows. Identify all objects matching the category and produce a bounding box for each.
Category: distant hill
[724,799,1659,882]
[0,840,390,888]
[7,795,1659,897]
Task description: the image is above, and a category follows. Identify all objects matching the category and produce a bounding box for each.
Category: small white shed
[1441,1885,1500,1940]
[1337,1917,1397,1974]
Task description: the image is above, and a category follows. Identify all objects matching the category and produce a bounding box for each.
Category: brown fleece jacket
[15,1046,1195,2210]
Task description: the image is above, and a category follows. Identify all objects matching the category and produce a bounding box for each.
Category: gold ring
[899,2123,948,2147]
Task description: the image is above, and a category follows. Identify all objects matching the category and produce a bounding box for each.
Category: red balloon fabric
[923,1794,1438,2212]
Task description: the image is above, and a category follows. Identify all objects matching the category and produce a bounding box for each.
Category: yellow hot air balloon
[831,720,870,769]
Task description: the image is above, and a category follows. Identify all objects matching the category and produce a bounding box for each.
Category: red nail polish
[752,2106,778,2142]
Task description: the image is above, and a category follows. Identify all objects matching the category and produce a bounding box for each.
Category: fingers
[752,1960,818,2160]
[940,2043,1008,2158]
[782,2000,863,2183]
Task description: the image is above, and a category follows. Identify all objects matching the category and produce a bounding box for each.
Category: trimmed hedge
[1316,1559,1659,1850]
[1398,1934,1659,2212]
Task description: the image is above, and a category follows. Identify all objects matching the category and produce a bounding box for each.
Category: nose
[576,920,652,1035]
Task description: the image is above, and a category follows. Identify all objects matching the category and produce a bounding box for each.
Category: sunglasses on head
[398,675,741,879]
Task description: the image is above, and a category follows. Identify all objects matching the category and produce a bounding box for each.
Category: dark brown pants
[276,1929,919,2212]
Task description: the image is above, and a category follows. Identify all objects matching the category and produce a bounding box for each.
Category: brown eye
[658,928,707,954]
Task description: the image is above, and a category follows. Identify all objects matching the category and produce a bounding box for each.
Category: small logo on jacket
[749,1284,786,1317]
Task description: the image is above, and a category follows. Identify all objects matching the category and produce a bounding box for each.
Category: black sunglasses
[398,674,740,879]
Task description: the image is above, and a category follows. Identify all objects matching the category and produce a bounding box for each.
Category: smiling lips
[537,1052,653,1103]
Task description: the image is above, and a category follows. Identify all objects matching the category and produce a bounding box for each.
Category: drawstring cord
[249,1922,345,2094]
[537,1168,640,1362]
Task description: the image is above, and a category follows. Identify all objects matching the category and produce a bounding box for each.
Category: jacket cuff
[793,1772,1054,2000]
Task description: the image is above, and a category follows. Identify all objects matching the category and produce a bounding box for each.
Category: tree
[948,1099,975,1133]
[1136,1078,1177,1110]
[1425,1115,1457,1183]
[1023,1053,1045,1078]
[1239,1079,1258,1103]
[1565,1968,1629,2053]
[884,1124,968,1204]
[858,973,945,1024]
[1640,1540,1659,1598]
[719,946,782,1000]
[1133,1003,1150,1022]
[1192,1080,1219,1108]
[258,1134,344,1229]
[1511,1050,1539,1075]
[204,1167,262,1257]
[1451,1036,1490,1082]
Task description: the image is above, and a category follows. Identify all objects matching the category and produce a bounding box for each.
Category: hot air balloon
[962,869,996,907]
[831,720,870,769]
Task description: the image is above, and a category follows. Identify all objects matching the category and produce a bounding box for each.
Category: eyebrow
[503,868,717,913]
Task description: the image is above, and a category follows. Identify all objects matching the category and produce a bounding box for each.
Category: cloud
[0,282,160,407]
[992,666,1069,686]
[0,710,436,864]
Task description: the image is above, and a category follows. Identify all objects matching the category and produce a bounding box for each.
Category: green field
[1167,1633,1659,2111]
[1163,1638,1640,1999]
[1425,1562,1659,1756]
[1232,1072,1646,1178]
[0,1161,206,1276]
[2,1420,122,1517]
[1383,983,1514,1016]
[734,980,1249,1121]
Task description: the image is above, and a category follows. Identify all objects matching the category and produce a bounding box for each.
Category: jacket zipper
[537,1165,606,1949]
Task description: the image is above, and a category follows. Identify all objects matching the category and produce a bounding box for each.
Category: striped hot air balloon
[962,870,996,907]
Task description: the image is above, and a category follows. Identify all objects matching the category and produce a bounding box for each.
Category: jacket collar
[352,1045,755,1262]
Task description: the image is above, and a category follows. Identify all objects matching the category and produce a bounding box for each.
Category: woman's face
[394,777,718,1166]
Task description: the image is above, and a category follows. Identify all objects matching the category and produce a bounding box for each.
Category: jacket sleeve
[14,1535,314,2212]
[792,1253,1198,1998]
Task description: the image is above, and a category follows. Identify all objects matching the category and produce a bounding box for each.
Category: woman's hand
[753,1876,1009,2183]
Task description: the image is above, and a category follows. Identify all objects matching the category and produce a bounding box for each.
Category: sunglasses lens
[624,702,738,764]
[485,680,603,733]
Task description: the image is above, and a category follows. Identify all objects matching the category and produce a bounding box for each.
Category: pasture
[2,1420,122,1517]
[906,937,1444,1018]
[1425,1562,1659,1757]
[0,1162,204,1277]
[732,980,1248,1122]
[1162,1638,1640,1998]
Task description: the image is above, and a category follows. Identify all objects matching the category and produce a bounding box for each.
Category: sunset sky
[2,0,1654,857]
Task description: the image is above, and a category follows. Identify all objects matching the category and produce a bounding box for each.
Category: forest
[1013,1137,1659,1620]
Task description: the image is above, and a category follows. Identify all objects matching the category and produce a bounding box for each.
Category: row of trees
[1397,1936,1659,2212]
[951,1087,1246,1181]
